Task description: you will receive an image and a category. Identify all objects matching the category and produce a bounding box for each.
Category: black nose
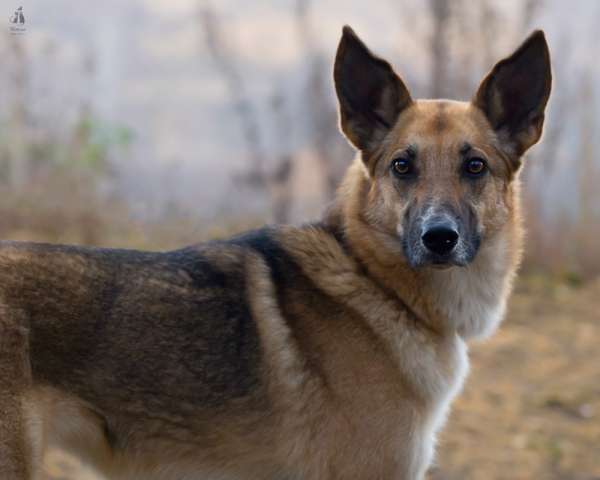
[422,225,459,255]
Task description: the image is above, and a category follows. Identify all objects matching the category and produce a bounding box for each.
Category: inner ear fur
[334,26,412,154]
[473,30,552,157]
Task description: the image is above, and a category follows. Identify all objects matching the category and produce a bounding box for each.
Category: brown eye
[392,158,413,176]
[465,158,487,176]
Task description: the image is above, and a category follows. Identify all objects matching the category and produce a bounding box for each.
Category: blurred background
[2,0,599,479]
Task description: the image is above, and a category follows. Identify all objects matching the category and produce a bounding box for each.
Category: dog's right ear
[334,26,412,154]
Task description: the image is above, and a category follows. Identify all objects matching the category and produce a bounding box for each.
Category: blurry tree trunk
[296,0,350,200]
[199,2,297,222]
[7,36,29,188]
[198,3,265,185]
[577,74,597,230]
[429,0,450,98]
[479,0,499,72]
[70,50,96,166]
[268,91,294,223]
[270,155,293,223]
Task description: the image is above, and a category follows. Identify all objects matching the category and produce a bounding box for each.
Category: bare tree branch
[429,0,451,98]
[198,2,265,185]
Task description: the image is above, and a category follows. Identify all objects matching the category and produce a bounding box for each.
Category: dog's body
[0,27,551,480]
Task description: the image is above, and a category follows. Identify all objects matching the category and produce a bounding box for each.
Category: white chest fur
[400,332,470,479]
[427,234,514,340]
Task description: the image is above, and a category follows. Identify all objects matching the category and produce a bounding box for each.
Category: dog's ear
[473,30,552,157]
[334,26,412,153]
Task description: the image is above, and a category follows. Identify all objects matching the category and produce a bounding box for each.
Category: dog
[0,25,551,480]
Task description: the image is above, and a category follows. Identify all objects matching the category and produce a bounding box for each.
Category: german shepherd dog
[0,26,551,480]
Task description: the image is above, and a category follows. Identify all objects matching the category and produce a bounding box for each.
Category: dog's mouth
[429,258,460,269]
[410,254,469,270]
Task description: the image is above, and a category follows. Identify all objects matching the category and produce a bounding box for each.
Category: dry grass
[0,173,264,252]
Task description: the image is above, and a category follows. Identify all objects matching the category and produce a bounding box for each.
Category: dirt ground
[431,275,600,480]
[42,276,600,480]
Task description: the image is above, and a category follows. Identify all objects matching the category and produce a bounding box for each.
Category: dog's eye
[464,158,487,176]
[391,158,413,177]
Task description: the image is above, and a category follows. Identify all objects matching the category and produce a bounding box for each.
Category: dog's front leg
[0,318,33,480]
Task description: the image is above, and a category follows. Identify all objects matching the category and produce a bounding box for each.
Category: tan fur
[0,28,550,480]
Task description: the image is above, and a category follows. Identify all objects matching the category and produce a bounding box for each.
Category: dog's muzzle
[403,208,479,269]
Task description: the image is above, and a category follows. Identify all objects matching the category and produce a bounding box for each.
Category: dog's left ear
[334,26,412,154]
[473,30,552,157]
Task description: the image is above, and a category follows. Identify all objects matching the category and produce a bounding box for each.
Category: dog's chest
[317,328,469,478]
[407,333,470,477]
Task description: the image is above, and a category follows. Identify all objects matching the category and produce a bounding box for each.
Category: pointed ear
[473,30,552,157]
[334,26,412,153]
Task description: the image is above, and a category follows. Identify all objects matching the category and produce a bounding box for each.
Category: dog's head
[334,27,551,269]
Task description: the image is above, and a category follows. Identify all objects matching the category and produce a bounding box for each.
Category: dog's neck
[324,163,523,340]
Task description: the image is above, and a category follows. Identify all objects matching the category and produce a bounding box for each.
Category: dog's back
[0,238,269,477]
